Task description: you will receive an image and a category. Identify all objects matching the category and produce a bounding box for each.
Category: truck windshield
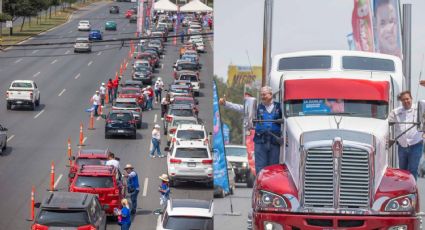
[284,99,388,119]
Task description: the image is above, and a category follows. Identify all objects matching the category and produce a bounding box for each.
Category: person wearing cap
[90,91,101,116]
[107,78,114,103]
[150,124,163,158]
[124,164,140,215]
[99,83,106,106]
[158,174,170,208]
[154,77,164,104]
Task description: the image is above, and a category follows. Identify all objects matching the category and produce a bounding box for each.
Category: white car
[6,80,40,110]
[74,37,92,53]
[166,140,213,187]
[225,145,255,187]
[172,124,208,146]
[78,20,91,31]
[166,116,199,145]
[188,24,202,35]
[155,199,213,230]
[133,60,152,72]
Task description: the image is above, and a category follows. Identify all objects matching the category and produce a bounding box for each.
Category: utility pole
[402,4,412,91]
[261,0,273,87]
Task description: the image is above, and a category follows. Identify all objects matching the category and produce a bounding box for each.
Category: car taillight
[77,225,96,230]
[171,137,176,143]
[169,128,176,134]
[166,115,172,123]
[202,159,213,164]
[6,92,9,99]
[32,224,48,230]
[170,158,182,164]
[30,92,33,99]
[136,108,141,112]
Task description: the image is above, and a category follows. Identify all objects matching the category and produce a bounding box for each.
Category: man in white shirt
[154,78,164,104]
[105,152,120,169]
[99,83,106,106]
[90,91,101,116]
[389,90,423,180]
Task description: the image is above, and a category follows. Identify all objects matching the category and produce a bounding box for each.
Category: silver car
[0,124,8,154]
[74,38,92,53]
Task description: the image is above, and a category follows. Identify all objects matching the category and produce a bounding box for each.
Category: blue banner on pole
[223,123,230,144]
[212,80,230,194]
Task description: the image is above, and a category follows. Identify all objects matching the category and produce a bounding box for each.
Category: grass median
[0,0,103,46]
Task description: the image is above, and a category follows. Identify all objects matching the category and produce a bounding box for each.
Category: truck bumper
[7,100,33,105]
[253,212,420,230]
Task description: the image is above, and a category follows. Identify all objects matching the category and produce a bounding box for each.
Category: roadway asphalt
[0,1,213,229]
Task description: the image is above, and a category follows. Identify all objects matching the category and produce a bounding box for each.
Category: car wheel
[132,132,137,139]
[206,181,214,189]
[169,178,174,187]
[6,102,11,110]
[216,186,225,198]
[31,102,35,111]
[246,172,255,188]
[3,140,6,151]
[35,96,40,106]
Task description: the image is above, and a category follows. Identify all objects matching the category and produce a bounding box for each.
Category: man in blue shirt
[158,174,170,209]
[124,164,140,215]
[219,86,282,174]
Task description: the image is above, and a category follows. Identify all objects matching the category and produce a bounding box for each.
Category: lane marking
[7,135,15,142]
[34,109,45,119]
[82,137,87,144]
[154,114,157,123]
[68,30,73,33]
[58,89,66,97]
[97,51,102,56]
[54,174,63,188]
[74,73,81,79]
[65,50,70,54]
[33,71,41,78]
[105,45,110,48]
[142,178,149,197]
[88,61,93,66]
[51,59,58,64]
[14,58,22,63]
[32,50,39,54]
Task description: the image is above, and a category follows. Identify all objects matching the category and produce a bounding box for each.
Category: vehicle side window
[95,198,102,220]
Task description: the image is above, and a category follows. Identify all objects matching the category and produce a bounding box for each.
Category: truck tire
[6,102,11,110]
[35,96,40,106]
[246,172,255,188]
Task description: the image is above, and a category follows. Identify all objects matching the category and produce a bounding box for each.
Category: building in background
[227,65,262,88]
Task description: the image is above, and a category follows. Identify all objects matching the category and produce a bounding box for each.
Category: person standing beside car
[90,91,101,116]
[150,124,163,158]
[107,78,114,103]
[124,164,139,215]
[388,91,423,180]
[99,83,106,106]
[117,198,131,230]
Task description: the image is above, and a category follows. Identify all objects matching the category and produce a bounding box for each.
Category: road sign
[6,21,12,28]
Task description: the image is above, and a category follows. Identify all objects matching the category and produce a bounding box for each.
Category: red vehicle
[118,87,145,108]
[69,165,125,215]
[125,9,135,18]
[68,148,109,185]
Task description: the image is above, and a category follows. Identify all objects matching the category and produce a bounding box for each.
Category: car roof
[41,192,94,209]
[174,96,194,101]
[170,104,192,109]
[171,84,191,89]
[167,199,213,218]
[173,116,198,122]
[90,30,100,33]
[12,80,34,84]
[79,20,89,23]
[110,110,132,114]
[121,87,141,91]
[175,140,208,148]
[124,80,142,84]
[78,165,116,175]
[76,37,89,41]
[177,124,204,130]
[78,148,108,156]
[115,97,137,103]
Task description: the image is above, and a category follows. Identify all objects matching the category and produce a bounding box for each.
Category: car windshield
[225,147,247,157]
[76,39,89,43]
[174,100,194,105]
[114,102,138,108]
[121,89,140,95]
[74,176,114,188]
[175,148,209,158]
[80,21,89,25]
[76,158,106,166]
[135,62,149,67]
[135,66,149,72]
[109,113,132,121]
[172,120,197,126]
[179,75,198,82]
[12,82,32,88]
[285,99,388,119]
[171,109,193,117]
[37,210,89,227]
[171,88,190,94]
[177,63,197,71]
[164,216,212,230]
[176,130,205,140]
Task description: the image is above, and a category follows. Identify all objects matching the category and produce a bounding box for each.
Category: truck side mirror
[244,97,257,132]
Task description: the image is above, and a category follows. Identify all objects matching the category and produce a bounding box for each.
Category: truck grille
[304,146,370,209]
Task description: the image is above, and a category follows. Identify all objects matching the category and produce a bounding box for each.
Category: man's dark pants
[254,134,280,174]
[398,141,423,180]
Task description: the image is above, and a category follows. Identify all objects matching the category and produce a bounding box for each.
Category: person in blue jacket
[219,86,282,174]
[118,198,131,230]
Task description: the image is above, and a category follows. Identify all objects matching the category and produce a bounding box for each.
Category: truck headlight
[242,162,248,168]
[256,190,287,211]
[384,194,416,212]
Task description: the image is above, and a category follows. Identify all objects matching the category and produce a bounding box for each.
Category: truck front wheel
[6,102,11,110]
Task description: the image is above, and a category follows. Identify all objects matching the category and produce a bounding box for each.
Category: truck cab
[250,50,420,230]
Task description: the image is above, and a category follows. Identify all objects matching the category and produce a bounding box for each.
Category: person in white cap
[90,91,101,116]
[158,174,170,208]
[150,124,163,158]
[154,77,164,104]
[99,82,106,106]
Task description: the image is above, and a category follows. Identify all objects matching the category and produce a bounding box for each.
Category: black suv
[104,110,137,139]
[32,192,106,229]
[109,5,119,14]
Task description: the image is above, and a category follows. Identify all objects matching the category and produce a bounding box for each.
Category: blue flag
[213,80,230,194]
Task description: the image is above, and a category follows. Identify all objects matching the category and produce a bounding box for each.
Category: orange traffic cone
[105,89,109,104]
[50,161,55,191]
[29,186,35,221]
[98,105,103,116]
[88,111,95,130]
[119,64,123,76]
[67,137,72,165]
[78,122,85,146]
